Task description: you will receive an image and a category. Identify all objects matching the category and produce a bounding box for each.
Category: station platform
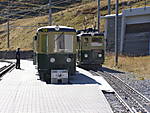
[0,60,113,113]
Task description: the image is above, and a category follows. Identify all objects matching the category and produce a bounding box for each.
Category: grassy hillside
[0,0,82,24]
[0,0,149,50]
[104,55,150,79]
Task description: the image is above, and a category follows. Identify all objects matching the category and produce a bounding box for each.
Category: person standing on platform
[16,48,21,69]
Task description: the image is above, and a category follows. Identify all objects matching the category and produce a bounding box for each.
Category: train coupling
[51,70,68,84]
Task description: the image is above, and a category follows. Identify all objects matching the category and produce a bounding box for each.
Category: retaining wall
[0,50,33,59]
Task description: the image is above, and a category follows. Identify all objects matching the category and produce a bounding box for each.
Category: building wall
[121,7,150,56]
[104,7,150,56]
[104,15,122,52]
[123,32,150,56]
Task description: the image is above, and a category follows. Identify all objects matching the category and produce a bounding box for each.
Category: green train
[33,35,38,65]
[76,29,104,69]
[33,26,77,84]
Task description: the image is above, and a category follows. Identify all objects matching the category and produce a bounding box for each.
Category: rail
[90,70,135,113]
[91,70,150,113]
[0,61,15,78]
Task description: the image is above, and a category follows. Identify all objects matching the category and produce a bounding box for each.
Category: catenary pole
[49,0,52,25]
[7,20,10,48]
[97,0,100,33]
[115,0,119,66]
[108,0,111,15]
[7,0,10,48]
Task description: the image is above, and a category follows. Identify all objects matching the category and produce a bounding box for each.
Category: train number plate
[51,70,68,79]
[91,42,103,46]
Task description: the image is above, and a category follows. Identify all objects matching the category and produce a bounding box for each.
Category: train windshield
[91,37,103,46]
[54,33,73,53]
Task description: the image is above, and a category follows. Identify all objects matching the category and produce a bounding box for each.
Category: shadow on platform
[70,72,101,85]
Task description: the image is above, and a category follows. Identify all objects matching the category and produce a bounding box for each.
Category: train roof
[37,26,76,32]
[77,28,99,34]
[77,32,104,37]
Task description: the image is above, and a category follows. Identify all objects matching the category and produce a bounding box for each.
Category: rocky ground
[115,72,150,99]
[104,93,129,113]
[102,67,150,99]
[102,67,150,112]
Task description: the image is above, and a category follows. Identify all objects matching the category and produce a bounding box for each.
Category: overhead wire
[0,0,78,30]
[0,0,73,19]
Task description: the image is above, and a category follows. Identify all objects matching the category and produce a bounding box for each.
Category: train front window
[91,37,103,46]
[54,33,73,53]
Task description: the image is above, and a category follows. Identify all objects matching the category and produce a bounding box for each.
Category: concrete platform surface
[0,60,113,113]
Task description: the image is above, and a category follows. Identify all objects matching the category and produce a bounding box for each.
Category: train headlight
[66,58,71,63]
[55,26,60,31]
[84,54,88,58]
[50,58,55,63]
[98,54,102,57]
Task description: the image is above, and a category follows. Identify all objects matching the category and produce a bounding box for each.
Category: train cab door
[77,36,82,62]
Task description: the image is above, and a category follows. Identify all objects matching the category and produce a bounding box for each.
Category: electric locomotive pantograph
[33,26,77,84]
[77,28,105,69]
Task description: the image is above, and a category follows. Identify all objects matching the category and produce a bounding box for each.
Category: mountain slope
[0,0,149,50]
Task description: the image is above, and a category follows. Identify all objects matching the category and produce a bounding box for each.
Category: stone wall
[0,50,33,59]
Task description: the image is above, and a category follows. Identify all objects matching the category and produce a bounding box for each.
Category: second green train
[76,28,105,69]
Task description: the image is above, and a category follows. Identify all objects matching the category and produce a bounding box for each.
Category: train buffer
[0,60,113,113]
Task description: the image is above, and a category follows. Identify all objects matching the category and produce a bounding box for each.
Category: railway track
[91,70,150,113]
[0,61,15,78]
[104,92,134,113]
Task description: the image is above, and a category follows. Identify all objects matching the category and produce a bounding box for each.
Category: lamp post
[115,0,119,66]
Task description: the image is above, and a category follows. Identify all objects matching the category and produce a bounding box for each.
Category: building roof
[103,13,122,19]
